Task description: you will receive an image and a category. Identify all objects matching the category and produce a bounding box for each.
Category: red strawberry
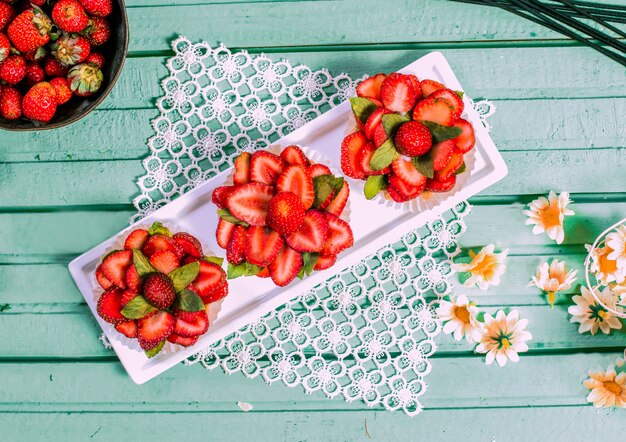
[83,16,109,46]
[23,46,47,62]
[51,34,90,67]
[67,62,102,96]
[308,163,331,178]
[0,32,10,62]
[356,73,386,100]
[52,0,88,33]
[211,185,234,209]
[276,165,315,209]
[268,245,303,287]
[321,213,354,256]
[325,181,350,216]
[150,250,180,274]
[138,310,174,350]
[115,320,137,338]
[388,174,423,200]
[430,88,464,120]
[173,309,209,338]
[25,62,44,86]
[420,79,445,98]
[233,151,251,185]
[173,232,203,259]
[426,175,457,192]
[0,3,13,32]
[340,131,367,179]
[167,332,198,347]
[388,185,408,203]
[314,254,336,270]
[394,121,432,157]
[124,229,149,250]
[280,145,310,167]
[120,289,137,307]
[23,81,57,123]
[142,234,183,259]
[364,107,392,140]
[216,218,236,249]
[391,158,428,188]
[96,288,125,324]
[125,264,142,293]
[225,182,273,226]
[49,77,73,104]
[434,146,464,181]
[188,260,225,297]
[0,85,21,120]
[44,57,67,77]
[245,226,284,267]
[380,73,416,113]
[358,142,388,176]
[226,225,247,265]
[100,250,132,289]
[95,264,113,289]
[452,118,475,153]
[78,0,112,17]
[0,54,26,85]
[430,140,456,171]
[413,96,455,126]
[199,279,228,304]
[256,267,270,278]
[143,273,175,309]
[85,51,105,68]
[249,150,286,185]
[286,210,329,253]
[7,7,51,53]
[267,192,306,236]
[407,74,422,100]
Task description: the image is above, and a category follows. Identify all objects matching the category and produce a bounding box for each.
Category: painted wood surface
[1,0,625,440]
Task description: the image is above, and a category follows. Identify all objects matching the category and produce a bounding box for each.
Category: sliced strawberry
[452,118,475,153]
[225,182,274,226]
[245,226,284,267]
[321,213,354,256]
[249,150,286,185]
[226,225,248,265]
[182,256,198,265]
[391,158,428,187]
[101,250,132,289]
[373,122,388,147]
[257,267,270,278]
[120,289,138,307]
[286,210,329,253]
[96,265,113,289]
[340,131,367,179]
[407,74,422,100]
[173,232,203,259]
[314,254,336,270]
[388,185,408,202]
[358,142,389,176]
[216,218,236,250]
[138,310,175,350]
[150,250,180,274]
[413,96,455,126]
[96,288,125,324]
[325,181,350,216]
[212,186,234,209]
[173,310,209,338]
[380,73,417,113]
[430,140,456,171]
[426,175,457,192]
[318,190,335,210]
[435,147,465,181]
[125,265,142,293]
[124,229,149,250]
[167,332,198,347]
[199,279,229,304]
[281,145,310,167]
[364,107,392,140]
[276,165,315,209]
[356,73,386,100]
[268,245,303,287]
[420,79,445,98]
[189,260,226,297]
[115,320,138,338]
[142,234,183,259]
[388,174,424,199]
[430,88,464,120]
[233,152,251,185]
[308,163,331,178]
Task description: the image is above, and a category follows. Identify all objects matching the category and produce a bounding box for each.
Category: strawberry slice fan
[119,37,495,415]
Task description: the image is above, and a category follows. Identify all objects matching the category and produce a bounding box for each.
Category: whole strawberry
[394,121,433,157]
[52,0,89,33]
[7,6,51,53]
[25,62,45,87]
[67,62,102,96]
[51,34,90,67]
[0,54,26,85]
[0,85,21,120]
[78,0,112,17]
[82,16,109,46]
[23,46,47,62]
[0,32,9,63]
[49,77,73,104]
[267,192,306,236]
[85,51,104,68]
[0,2,14,32]
[143,273,175,309]
[44,56,68,77]
[22,81,57,123]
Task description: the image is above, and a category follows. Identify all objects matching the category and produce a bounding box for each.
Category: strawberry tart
[94,222,228,357]
[212,145,354,287]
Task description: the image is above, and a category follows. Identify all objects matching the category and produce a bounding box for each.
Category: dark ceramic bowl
[0,0,129,131]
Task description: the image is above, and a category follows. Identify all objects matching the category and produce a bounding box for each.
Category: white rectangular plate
[69,51,507,384]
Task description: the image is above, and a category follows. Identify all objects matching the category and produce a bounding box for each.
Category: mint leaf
[168,261,200,293]
[369,139,399,171]
[121,295,157,319]
[455,90,464,98]
[217,208,249,226]
[298,252,319,279]
[132,249,156,277]
[412,155,434,179]
[145,340,165,358]
[382,114,410,138]
[148,221,172,237]
[203,256,224,266]
[421,121,462,143]
[173,289,205,312]
[227,262,262,279]
[312,174,343,209]
[364,175,386,200]
[349,97,378,124]
[332,176,345,195]
[455,162,466,175]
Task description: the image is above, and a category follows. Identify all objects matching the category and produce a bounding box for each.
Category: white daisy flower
[524,191,574,244]
[587,244,625,285]
[436,295,484,343]
[475,310,532,367]
[529,259,577,307]
[606,225,626,269]
[568,286,623,335]
[583,367,626,408]
[451,244,508,290]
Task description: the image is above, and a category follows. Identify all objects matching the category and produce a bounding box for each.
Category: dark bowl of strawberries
[0,0,128,130]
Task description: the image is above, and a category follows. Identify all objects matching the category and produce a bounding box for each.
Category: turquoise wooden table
[1,0,625,440]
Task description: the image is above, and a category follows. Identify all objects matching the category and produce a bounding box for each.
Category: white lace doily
[126,37,495,415]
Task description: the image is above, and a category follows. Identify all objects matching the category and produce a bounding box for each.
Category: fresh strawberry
[452,118,475,153]
[23,46,47,62]
[226,225,247,265]
[280,145,310,167]
[256,267,270,278]
[0,54,26,85]
[150,250,180,274]
[391,158,427,188]
[412,96,455,126]
[0,3,13,32]
[426,175,456,192]
[52,0,88,33]
[325,181,350,216]
[267,192,306,236]
[167,332,198,347]
[115,320,137,338]
[138,310,174,350]
[373,123,388,147]
[394,121,432,157]
[143,234,174,257]
[430,88,464,120]
[318,190,335,210]
[216,218,236,249]
[96,287,125,324]
[7,6,51,53]
[95,264,113,289]
[420,79,445,98]
[211,185,234,209]
[286,210,328,253]
[25,62,44,86]
[49,77,73,104]
[380,73,416,113]
[120,289,137,307]
[407,74,422,100]
[23,81,57,123]
[78,0,112,17]
[0,32,10,62]
[276,165,315,209]
[67,62,102,96]
[233,151,251,185]
[85,51,104,68]
[173,309,209,338]
[314,254,336,270]
[44,56,68,77]
[363,107,391,140]
[125,264,142,293]
[430,140,456,171]
[0,85,21,120]
[340,131,367,179]
[321,212,354,256]
[358,142,389,176]
[51,34,90,67]
[173,232,203,259]
[249,150,286,185]
[388,174,424,199]
[188,260,225,297]
[82,16,109,46]
[268,245,303,287]
[199,279,228,304]
[434,146,464,181]
[124,229,149,250]
[143,273,175,309]
[308,163,331,178]
[100,250,132,289]
[245,225,283,266]
[225,182,273,226]
[356,73,386,101]
[387,185,408,202]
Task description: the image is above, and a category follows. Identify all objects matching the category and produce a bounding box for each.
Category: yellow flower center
[500,338,511,348]
[470,253,499,280]
[603,380,623,396]
[454,305,471,324]
[539,204,562,229]
[598,310,606,319]
[598,247,618,275]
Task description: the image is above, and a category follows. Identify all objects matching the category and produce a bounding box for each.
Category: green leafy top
[168,261,200,293]
[421,121,462,144]
[227,262,263,279]
[217,208,249,227]
[312,174,344,209]
[148,221,172,237]
[132,249,156,277]
[121,295,157,319]
[173,289,205,312]
[369,139,399,171]
[364,175,386,200]
[349,97,379,125]
[382,114,410,138]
